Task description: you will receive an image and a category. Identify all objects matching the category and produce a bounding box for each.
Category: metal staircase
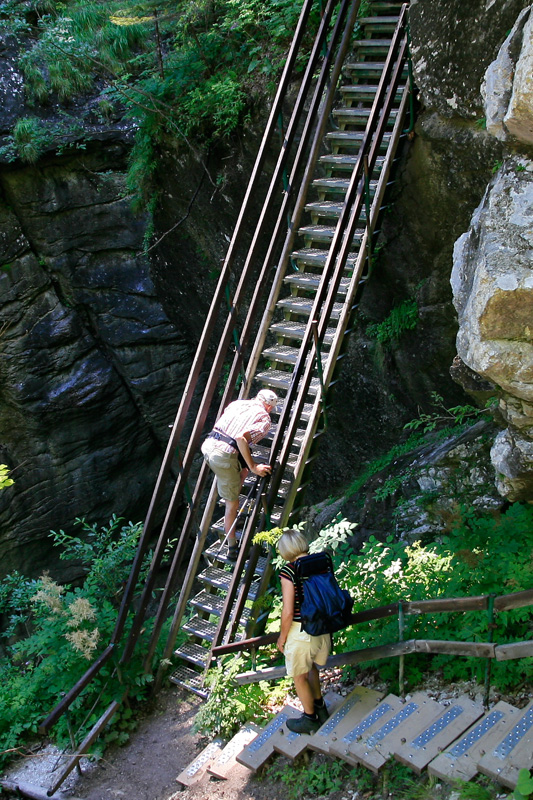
[39,4,415,780]
[165,0,413,695]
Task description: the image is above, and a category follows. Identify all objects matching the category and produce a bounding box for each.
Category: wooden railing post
[398,601,405,698]
[484,593,496,708]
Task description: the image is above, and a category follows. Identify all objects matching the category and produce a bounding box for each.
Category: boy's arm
[277,576,295,653]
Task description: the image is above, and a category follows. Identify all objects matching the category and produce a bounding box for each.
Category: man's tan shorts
[201,443,241,502]
[284,621,330,677]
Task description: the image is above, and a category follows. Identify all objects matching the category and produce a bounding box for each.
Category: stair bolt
[398,600,405,699]
[311,320,328,429]
[483,593,496,708]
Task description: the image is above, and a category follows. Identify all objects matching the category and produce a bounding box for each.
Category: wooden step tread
[169,665,208,698]
[428,700,522,784]
[270,319,337,343]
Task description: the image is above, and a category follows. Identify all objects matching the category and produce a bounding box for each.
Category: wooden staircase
[236,688,533,791]
[167,0,413,695]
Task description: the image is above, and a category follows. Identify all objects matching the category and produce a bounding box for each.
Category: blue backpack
[294,552,354,636]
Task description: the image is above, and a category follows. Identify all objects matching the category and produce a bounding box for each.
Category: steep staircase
[39,5,415,784]
[167,0,413,696]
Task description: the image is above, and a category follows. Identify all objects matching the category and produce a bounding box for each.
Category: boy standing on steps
[201,389,277,561]
[276,529,331,734]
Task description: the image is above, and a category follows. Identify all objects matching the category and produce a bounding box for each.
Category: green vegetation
[193,655,291,738]
[366,297,418,344]
[0,516,173,769]
[515,769,533,800]
[251,501,533,699]
[404,391,496,435]
[0,464,14,490]
[0,0,324,205]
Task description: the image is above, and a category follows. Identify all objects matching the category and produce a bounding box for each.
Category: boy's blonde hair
[277,529,309,562]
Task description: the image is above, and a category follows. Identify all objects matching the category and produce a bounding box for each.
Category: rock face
[451,156,533,500]
[0,140,191,580]
[449,0,533,502]
[409,0,531,119]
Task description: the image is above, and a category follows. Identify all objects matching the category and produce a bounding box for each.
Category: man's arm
[235,433,271,477]
[277,576,295,653]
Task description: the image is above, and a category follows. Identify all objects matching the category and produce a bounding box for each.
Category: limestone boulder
[482,6,531,141]
[451,155,533,500]
[504,8,533,144]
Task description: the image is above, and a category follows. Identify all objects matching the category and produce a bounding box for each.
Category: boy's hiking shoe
[286,714,320,734]
[315,703,329,726]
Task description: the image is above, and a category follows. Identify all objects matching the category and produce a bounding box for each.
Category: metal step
[343,61,407,77]
[298,224,366,245]
[318,154,386,172]
[284,271,356,295]
[169,665,208,698]
[262,343,331,368]
[333,107,398,124]
[339,84,403,103]
[353,38,393,51]
[290,248,360,270]
[277,296,346,320]
[182,615,218,642]
[270,319,337,344]
[199,566,262,599]
[174,640,210,669]
[304,200,367,220]
[312,177,378,194]
[256,366,321,395]
[190,589,252,620]
[325,131,392,150]
[358,16,399,29]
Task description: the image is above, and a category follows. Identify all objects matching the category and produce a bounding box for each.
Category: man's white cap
[256,389,278,406]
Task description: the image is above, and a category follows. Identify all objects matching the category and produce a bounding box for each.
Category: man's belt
[208,429,239,451]
[207,429,247,469]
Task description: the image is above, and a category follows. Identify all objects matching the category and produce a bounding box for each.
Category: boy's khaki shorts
[201,442,241,501]
[284,621,330,677]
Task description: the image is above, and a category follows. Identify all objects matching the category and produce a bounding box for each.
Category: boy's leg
[293,671,316,715]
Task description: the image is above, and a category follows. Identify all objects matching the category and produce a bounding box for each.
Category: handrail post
[406,20,416,134]
[311,320,328,429]
[363,154,373,275]
[484,593,496,708]
[398,601,405,699]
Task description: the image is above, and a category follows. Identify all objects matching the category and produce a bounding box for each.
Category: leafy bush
[326,503,533,690]
[0,464,14,490]
[0,516,168,770]
[366,298,418,344]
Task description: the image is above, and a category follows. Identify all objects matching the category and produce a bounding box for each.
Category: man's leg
[224,498,239,548]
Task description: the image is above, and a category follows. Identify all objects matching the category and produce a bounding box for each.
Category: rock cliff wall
[0,137,191,579]
[2,0,532,578]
